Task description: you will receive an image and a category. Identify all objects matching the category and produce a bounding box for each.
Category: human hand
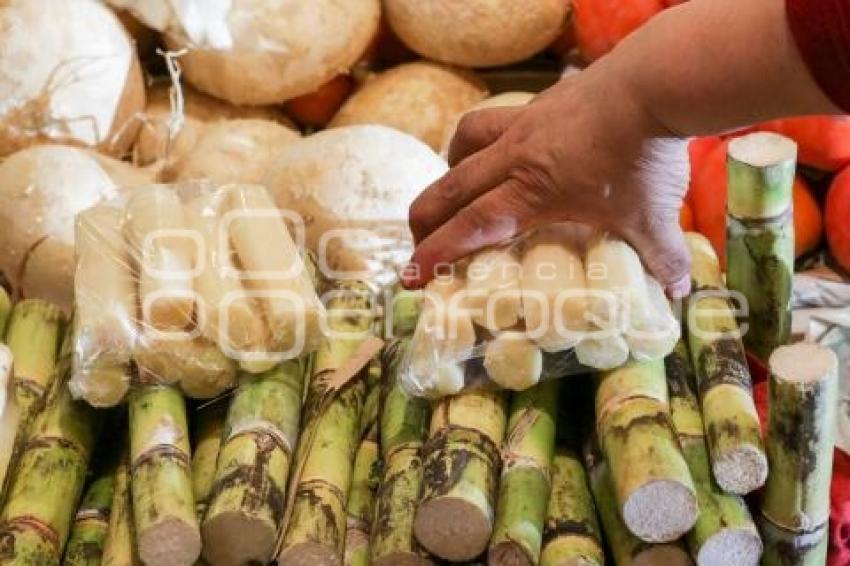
[405,66,692,298]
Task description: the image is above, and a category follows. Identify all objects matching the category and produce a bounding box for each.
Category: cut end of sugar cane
[136,517,201,566]
[68,363,132,408]
[762,343,838,532]
[697,528,763,566]
[727,133,797,219]
[414,494,494,562]
[133,334,237,398]
[575,334,630,370]
[483,331,543,391]
[201,511,278,565]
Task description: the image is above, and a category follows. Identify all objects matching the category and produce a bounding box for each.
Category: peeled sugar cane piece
[279,282,377,566]
[101,455,140,566]
[762,343,838,533]
[726,133,796,362]
[184,193,267,354]
[129,384,201,566]
[758,515,827,566]
[225,184,326,358]
[70,205,137,407]
[483,331,544,391]
[202,359,306,566]
[370,337,433,566]
[125,185,195,332]
[520,227,587,352]
[190,402,227,519]
[405,275,476,398]
[466,247,523,331]
[665,339,762,566]
[0,385,98,565]
[685,232,768,495]
[133,334,237,399]
[63,466,115,566]
[414,383,508,562]
[583,431,692,566]
[596,359,698,543]
[488,380,558,566]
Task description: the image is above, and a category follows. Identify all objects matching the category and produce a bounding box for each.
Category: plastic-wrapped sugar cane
[761,343,838,534]
[101,454,140,566]
[583,430,692,566]
[488,380,558,565]
[595,358,698,542]
[540,380,603,566]
[483,330,544,391]
[0,381,98,565]
[202,359,306,565]
[519,226,587,352]
[665,339,762,566]
[190,402,227,520]
[725,132,796,362]
[63,464,115,566]
[466,247,523,331]
[124,185,195,332]
[129,384,200,566]
[279,281,377,565]
[70,205,137,407]
[685,232,767,495]
[413,379,508,561]
[370,295,433,566]
[344,360,382,566]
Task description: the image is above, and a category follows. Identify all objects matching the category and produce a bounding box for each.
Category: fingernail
[666,274,692,299]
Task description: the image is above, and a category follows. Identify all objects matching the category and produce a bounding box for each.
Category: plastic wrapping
[71,181,328,404]
[399,225,681,399]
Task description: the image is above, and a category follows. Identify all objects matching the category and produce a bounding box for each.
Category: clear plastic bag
[399,224,681,399]
[70,180,328,406]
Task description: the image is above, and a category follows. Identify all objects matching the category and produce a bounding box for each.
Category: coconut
[0,146,130,312]
[134,81,294,166]
[329,62,488,151]
[383,0,567,67]
[169,119,300,184]
[0,0,145,158]
[440,91,535,155]
[158,0,380,105]
[264,125,448,282]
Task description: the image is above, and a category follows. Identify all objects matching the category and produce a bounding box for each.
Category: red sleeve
[787,0,850,112]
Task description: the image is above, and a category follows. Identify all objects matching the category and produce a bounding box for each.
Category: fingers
[409,140,511,244]
[447,106,522,166]
[406,178,546,288]
[626,220,692,299]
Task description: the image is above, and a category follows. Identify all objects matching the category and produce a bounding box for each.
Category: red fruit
[663,0,686,5]
[757,116,850,172]
[826,166,850,272]
[679,201,695,232]
[573,0,664,62]
[284,75,354,128]
[794,179,823,257]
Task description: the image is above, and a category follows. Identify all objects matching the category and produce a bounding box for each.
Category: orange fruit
[679,201,695,231]
[826,166,850,272]
[573,0,664,62]
[793,178,822,257]
[284,74,354,128]
[757,116,850,172]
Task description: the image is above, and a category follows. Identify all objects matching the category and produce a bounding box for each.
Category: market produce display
[0,0,846,565]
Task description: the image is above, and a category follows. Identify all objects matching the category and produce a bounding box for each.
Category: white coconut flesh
[0,0,144,157]
[0,145,126,312]
[264,125,448,283]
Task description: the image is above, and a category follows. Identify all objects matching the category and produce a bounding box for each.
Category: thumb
[627,221,692,299]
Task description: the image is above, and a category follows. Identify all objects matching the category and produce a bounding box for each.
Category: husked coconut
[384,0,567,67]
[0,146,127,311]
[111,7,161,60]
[441,91,535,155]
[0,0,145,157]
[329,62,488,151]
[170,119,300,184]
[158,0,380,105]
[89,151,159,187]
[264,125,447,280]
[134,81,294,166]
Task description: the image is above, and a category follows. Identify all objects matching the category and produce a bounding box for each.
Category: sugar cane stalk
[101,454,140,566]
[685,232,767,495]
[201,359,307,565]
[63,466,115,566]
[279,281,377,565]
[596,358,697,543]
[0,287,11,338]
[762,343,838,533]
[129,384,200,566]
[726,132,796,362]
[414,371,508,562]
[665,339,762,566]
[190,402,228,520]
[489,380,558,566]
[0,381,98,565]
[759,515,827,566]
